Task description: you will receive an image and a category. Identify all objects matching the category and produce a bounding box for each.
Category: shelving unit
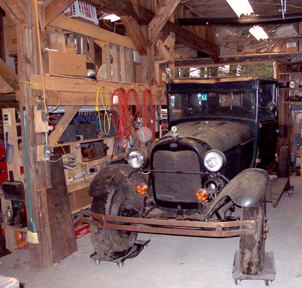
[278,69,302,169]
[0,108,25,252]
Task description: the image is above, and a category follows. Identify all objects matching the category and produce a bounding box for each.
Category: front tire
[90,190,137,259]
[239,205,265,275]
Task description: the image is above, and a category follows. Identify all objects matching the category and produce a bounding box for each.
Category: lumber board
[50,155,77,260]
[49,15,136,50]
[48,105,81,145]
[29,75,167,105]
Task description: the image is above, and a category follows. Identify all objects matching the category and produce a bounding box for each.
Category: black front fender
[202,168,269,220]
[89,164,148,211]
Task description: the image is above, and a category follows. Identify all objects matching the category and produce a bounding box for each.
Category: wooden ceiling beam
[49,15,136,50]
[0,58,19,91]
[120,16,147,55]
[148,0,181,43]
[95,0,219,57]
[44,0,75,27]
[0,0,27,24]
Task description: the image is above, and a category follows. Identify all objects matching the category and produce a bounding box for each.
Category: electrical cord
[18,81,61,113]
[49,139,66,154]
[96,86,111,136]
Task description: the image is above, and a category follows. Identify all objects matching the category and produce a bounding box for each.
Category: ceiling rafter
[44,0,75,27]
[0,0,27,24]
[90,0,219,58]
[120,16,148,55]
[148,0,181,43]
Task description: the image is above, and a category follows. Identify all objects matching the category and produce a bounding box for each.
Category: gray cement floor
[1,176,302,288]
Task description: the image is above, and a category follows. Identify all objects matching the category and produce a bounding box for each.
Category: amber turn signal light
[196,188,208,202]
[137,183,148,195]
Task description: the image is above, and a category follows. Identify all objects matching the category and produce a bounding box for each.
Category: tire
[90,190,137,259]
[277,146,290,178]
[239,205,265,275]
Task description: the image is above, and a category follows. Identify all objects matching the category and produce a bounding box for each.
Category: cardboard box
[74,224,90,239]
[286,41,298,53]
[4,23,17,55]
[46,50,87,76]
[69,187,92,213]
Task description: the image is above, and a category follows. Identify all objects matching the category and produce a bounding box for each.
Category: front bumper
[81,210,257,238]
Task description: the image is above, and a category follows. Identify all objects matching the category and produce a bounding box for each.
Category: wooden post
[15,0,58,269]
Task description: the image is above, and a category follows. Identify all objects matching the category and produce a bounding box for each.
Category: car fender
[89,164,148,211]
[201,168,269,220]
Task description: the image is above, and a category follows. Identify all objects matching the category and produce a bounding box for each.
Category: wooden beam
[49,105,81,146]
[120,16,147,55]
[0,0,27,25]
[49,15,136,50]
[148,0,181,43]
[94,0,219,57]
[0,78,14,93]
[156,39,172,62]
[29,75,167,106]
[0,58,18,90]
[44,0,75,27]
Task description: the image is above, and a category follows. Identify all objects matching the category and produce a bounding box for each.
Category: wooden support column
[14,0,59,269]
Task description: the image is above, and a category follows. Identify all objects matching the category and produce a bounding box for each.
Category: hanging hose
[111,88,131,156]
[142,89,156,142]
[96,86,111,136]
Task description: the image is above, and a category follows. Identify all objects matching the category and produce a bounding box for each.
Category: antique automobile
[84,79,284,279]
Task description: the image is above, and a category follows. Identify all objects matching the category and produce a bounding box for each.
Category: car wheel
[90,190,137,259]
[277,146,290,178]
[239,205,265,275]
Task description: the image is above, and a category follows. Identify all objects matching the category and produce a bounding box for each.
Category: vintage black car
[85,79,283,278]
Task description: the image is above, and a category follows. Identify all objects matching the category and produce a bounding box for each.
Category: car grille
[152,150,201,203]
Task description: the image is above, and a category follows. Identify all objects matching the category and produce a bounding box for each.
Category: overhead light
[226,0,254,17]
[249,25,269,41]
[102,14,121,22]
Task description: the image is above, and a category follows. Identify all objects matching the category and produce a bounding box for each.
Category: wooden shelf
[279,72,302,75]
[55,136,113,147]
[2,223,27,232]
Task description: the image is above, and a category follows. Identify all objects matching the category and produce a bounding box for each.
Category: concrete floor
[1,176,302,288]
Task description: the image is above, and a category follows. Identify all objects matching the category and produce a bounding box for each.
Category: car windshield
[168,91,256,122]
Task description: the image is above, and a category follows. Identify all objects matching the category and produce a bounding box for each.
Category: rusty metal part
[81,210,257,238]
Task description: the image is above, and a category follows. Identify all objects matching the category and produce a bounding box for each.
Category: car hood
[165,121,254,152]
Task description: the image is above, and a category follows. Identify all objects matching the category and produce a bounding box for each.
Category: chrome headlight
[204,150,226,173]
[127,149,148,170]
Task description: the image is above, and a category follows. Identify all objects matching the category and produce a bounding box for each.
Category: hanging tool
[23,108,39,244]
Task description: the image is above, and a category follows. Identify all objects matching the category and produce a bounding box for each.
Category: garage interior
[1,0,302,287]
